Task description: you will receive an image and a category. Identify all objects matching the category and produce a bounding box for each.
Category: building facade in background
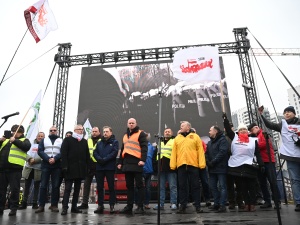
[287,85,300,115]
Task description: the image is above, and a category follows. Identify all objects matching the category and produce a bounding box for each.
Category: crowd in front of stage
[0,105,299,217]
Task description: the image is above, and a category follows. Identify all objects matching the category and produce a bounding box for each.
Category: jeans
[81,171,96,205]
[39,167,61,207]
[62,178,82,209]
[23,170,40,204]
[159,171,177,205]
[0,171,22,211]
[258,162,281,204]
[178,165,200,207]
[209,173,227,206]
[199,168,210,202]
[144,173,152,205]
[95,170,116,206]
[286,160,300,204]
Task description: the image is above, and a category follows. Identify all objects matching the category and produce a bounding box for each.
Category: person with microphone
[0,125,31,216]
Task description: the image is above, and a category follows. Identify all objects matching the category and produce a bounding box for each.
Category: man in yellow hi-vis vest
[78,127,101,210]
[0,125,31,217]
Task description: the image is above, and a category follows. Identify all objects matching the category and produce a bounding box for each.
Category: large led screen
[77,58,231,144]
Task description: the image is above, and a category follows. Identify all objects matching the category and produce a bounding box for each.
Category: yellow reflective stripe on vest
[8,138,27,166]
[88,138,100,162]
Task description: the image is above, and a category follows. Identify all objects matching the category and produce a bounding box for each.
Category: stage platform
[0,203,299,225]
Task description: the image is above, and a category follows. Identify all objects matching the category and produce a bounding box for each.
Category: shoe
[217,205,227,213]
[228,203,235,210]
[206,201,212,207]
[134,207,145,214]
[238,204,245,210]
[119,205,133,214]
[295,204,300,212]
[110,205,115,214]
[153,204,164,210]
[170,204,177,210]
[0,209,3,216]
[249,205,256,212]
[256,198,264,205]
[8,209,17,216]
[94,205,104,214]
[196,207,203,213]
[18,201,27,210]
[77,203,88,209]
[243,205,250,212]
[208,204,220,211]
[61,208,68,215]
[177,205,186,214]
[260,202,272,209]
[144,204,151,209]
[48,205,53,210]
[71,208,82,213]
[274,203,281,209]
[51,206,59,212]
[32,203,39,209]
[35,207,44,213]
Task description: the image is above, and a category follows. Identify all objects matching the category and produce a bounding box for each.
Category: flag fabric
[26,90,42,143]
[24,0,58,43]
[83,118,93,139]
[172,46,221,85]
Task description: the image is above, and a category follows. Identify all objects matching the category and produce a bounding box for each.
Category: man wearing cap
[259,105,300,212]
[248,122,281,209]
[0,125,31,216]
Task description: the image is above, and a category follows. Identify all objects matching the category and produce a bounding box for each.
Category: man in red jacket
[248,123,281,209]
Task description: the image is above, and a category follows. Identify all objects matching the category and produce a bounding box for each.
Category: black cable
[248,29,300,99]
[2,45,58,83]
[43,63,57,98]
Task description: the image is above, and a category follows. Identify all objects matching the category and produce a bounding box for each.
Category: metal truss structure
[53,27,258,137]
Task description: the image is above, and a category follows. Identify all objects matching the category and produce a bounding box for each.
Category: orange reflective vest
[122,130,142,158]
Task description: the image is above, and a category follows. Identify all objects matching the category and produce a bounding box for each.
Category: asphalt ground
[0,203,299,225]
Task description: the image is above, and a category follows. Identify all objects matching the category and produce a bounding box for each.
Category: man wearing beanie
[0,125,31,216]
[259,105,300,212]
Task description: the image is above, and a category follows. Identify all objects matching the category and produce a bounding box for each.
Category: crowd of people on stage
[0,105,300,217]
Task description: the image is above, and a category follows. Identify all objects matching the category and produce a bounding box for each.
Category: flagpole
[219,81,225,113]
[12,103,32,139]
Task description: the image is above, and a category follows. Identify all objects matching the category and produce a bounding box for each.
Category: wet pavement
[0,203,299,225]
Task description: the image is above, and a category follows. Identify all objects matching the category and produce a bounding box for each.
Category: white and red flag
[172,46,221,85]
[24,0,58,43]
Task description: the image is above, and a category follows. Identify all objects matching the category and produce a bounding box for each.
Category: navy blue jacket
[205,131,229,174]
[93,135,118,171]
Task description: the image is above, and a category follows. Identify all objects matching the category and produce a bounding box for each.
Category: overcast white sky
[0,0,300,135]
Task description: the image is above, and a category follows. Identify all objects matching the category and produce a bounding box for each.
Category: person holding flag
[0,125,31,216]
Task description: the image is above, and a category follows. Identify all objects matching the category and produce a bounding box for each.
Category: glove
[294,138,300,147]
[222,112,227,120]
[206,161,214,168]
[260,166,265,174]
[98,158,105,165]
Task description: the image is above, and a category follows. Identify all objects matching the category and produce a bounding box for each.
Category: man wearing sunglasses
[0,125,31,216]
[36,126,63,214]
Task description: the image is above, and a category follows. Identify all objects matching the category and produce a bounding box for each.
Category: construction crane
[250,48,300,56]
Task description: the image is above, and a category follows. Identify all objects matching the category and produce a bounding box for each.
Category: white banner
[83,118,93,139]
[172,46,221,84]
[26,90,42,143]
[24,0,58,43]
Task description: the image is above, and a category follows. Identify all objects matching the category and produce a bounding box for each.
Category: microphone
[1,112,20,120]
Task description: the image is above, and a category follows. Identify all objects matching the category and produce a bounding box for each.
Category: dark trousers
[227,174,243,205]
[199,168,210,202]
[95,170,116,206]
[235,176,256,205]
[81,171,96,205]
[62,178,82,209]
[178,165,201,208]
[125,172,144,207]
[23,170,40,204]
[0,171,22,211]
[258,162,281,204]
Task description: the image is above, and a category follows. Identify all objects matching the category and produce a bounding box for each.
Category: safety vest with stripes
[158,138,174,160]
[122,130,142,158]
[88,138,101,162]
[0,138,27,166]
[44,137,62,158]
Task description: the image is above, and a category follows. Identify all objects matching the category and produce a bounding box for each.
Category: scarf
[238,133,249,143]
[72,132,83,141]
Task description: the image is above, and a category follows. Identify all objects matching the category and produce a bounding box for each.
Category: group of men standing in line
[0,104,300,217]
